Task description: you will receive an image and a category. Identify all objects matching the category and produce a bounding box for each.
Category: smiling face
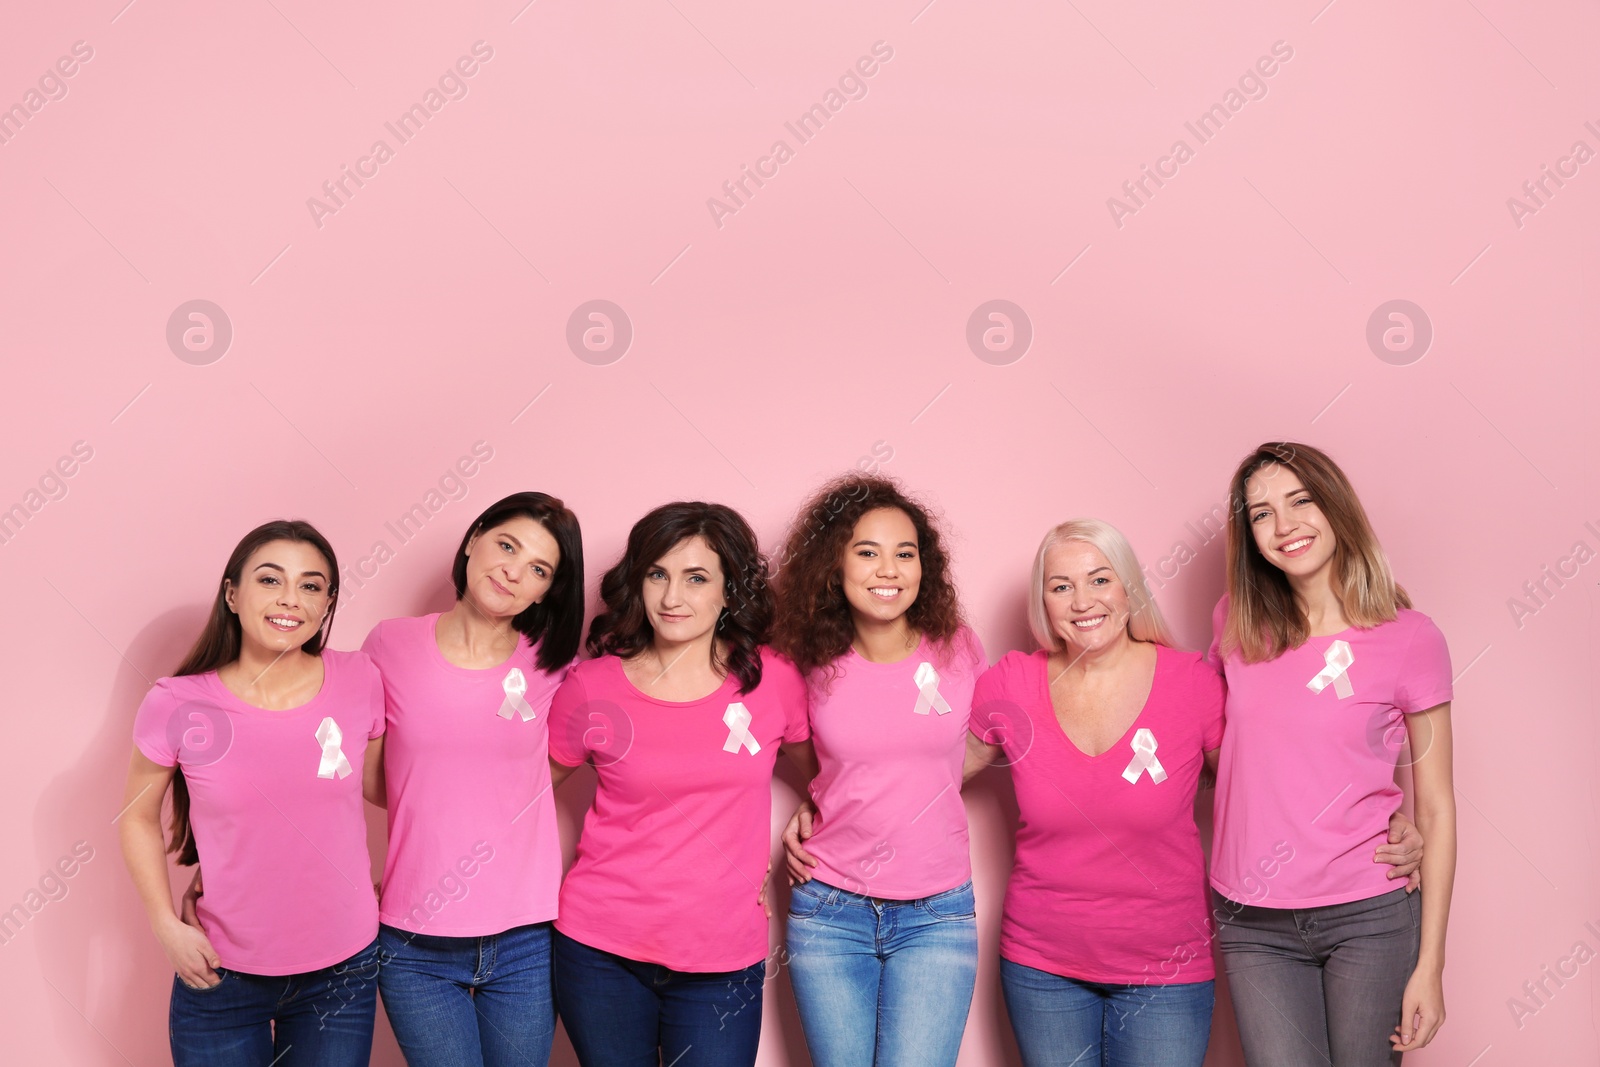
[839,507,922,628]
[224,539,334,654]
[1244,461,1338,582]
[642,535,727,646]
[1042,539,1132,655]
[462,516,559,619]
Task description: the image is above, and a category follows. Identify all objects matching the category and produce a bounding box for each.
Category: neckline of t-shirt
[843,630,930,670]
[607,652,743,707]
[423,611,535,678]
[1036,643,1168,762]
[204,650,336,718]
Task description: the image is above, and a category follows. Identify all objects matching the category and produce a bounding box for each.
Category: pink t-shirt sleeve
[546,667,591,767]
[768,655,810,744]
[1206,594,1229,667]
[1396,615,1453,713]
[1187,655,1225,751]
[131,678,181,767]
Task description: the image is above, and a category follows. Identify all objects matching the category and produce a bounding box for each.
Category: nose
[1272,508,1296,538]
[876,554,899,578]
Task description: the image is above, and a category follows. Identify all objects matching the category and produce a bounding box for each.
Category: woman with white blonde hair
[964,517,1423,1066]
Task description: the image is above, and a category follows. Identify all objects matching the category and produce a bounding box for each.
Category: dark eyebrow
[852,539,919,549]
[253,562,327,580]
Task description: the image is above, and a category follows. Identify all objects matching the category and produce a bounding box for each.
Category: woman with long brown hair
[1209,442,1457,1064]
[546,501,818,1067]
[119,520,386,1067]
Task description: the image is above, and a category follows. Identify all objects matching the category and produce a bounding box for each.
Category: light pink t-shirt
[972,645,1225,984]
[803,626,986,899]
[361,614,569,936]
[1207,595,1453,909]
[132,649,384,975]
[547,648,809,972]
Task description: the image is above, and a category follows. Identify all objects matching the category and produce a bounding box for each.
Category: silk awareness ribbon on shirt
[1121,728,1167,785]
[722,702,761,755]
[498,667,537,721]
[315,716,353,779]
[1306,639,1355,699]
[912,661,953,715]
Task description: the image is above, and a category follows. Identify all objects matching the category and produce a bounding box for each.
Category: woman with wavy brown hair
[775,474,987,1067]
[545,501,818,1067]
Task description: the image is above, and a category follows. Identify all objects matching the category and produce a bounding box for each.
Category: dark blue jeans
[377,921,556,1067]
[168,937,380,1067]
[552,929,766,1067]
[1000,957,1214,1067]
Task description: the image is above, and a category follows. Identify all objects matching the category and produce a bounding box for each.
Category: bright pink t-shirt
[1207,595,1453,909]
[803,626,986,899]
[971,645,1224,984]
[361,614,569,936]
[547,648,809,972]
[132,649,384,975]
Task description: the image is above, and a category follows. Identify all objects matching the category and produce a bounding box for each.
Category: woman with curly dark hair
[545,501,819,1067]
[774,474,988,1067]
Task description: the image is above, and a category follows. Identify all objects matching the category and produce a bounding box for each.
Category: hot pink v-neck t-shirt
[132,649,385,975]
[547,648,810,971]
[971,644,1224,984]
[1207,596,1452,909]
[361,614,569,936]
[803,626,986,899]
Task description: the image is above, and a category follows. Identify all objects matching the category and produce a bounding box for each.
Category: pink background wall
[3,1,1595,1063]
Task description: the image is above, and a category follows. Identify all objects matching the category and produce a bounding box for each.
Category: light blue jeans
[785,877,978,1067]
[1000,957,1214,1067]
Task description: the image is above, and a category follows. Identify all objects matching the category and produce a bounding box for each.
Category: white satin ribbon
[315,716,352,779]
[1306,639,1355,699]
[1121,728,1167,785]
[498,667,537,721]
[721,702,761,755]
[912,662,952,715]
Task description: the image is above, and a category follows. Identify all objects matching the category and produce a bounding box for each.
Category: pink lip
[1278,537,1314,557]
[489,577,512,596]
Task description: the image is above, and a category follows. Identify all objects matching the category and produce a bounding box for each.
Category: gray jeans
[1214,887,1421,1066]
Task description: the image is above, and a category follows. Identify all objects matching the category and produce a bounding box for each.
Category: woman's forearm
[119,813,181,934]
[1414,804,1456,969]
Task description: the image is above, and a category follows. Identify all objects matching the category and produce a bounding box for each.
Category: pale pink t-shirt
[971,645,1225,984]
[547,648,809,972]
[803,626,986,899]
[361,614,569,936]
[1207,595,1453,908]
[132,648,385,975]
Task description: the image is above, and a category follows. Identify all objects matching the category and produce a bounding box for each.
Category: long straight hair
[451,493,585,672]
[1222,442,1408,662]
[165,520,341,865]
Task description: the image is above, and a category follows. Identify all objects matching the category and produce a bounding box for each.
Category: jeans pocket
[921,880,976,922]
[176,968,228,994]
[787,879,826,920]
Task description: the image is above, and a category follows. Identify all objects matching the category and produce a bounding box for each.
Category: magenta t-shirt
[1207,596,1452,909]
[971,645,1224,984]
[804,626,986,899]
[132,649,384,975]
[547,648,809,972]
[361,614,568,937]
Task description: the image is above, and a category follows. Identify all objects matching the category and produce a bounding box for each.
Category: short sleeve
[970,652,1028,760]
[131,678,182,767]
[1206,595,1229,667]
[357,624,392,737]
[1190,656,1226,750]
[362,654,387,740]
[358,620,385,663]
[767,653,811,744]
[1395,614,1452,714]
[546,667,593,767]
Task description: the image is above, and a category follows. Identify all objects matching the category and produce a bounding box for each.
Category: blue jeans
[168,936,380,1067]
[377,921,555,1067]
[552,929,766,1067]
[1000,957,1214,1067]
[785,877,979,1067]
